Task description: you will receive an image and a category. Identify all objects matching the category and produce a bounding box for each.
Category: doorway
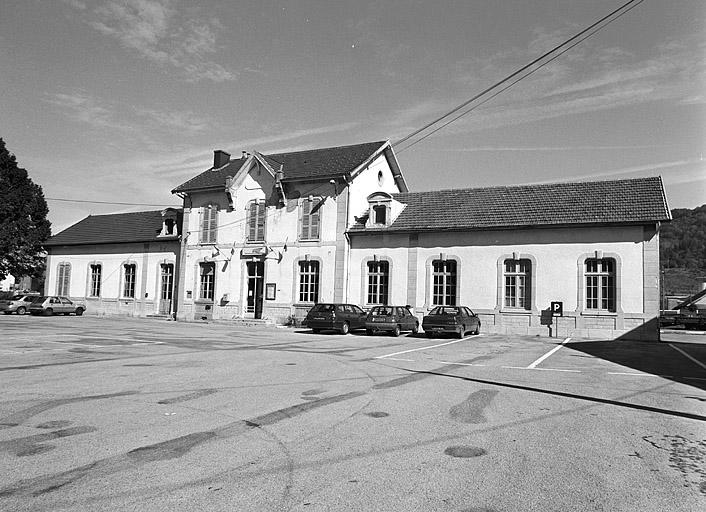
[246,261,264,319]
[159,263,174,315]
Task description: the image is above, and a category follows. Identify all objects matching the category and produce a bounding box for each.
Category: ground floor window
[123,264,136,298]
[585,258,616,311]
[199,262,215,300]
[89,264,102,297]
[504,259,531,309]
[367,260,389,305]
[57,263,71,296]
[432,259,457,306]
[298,260,319,303]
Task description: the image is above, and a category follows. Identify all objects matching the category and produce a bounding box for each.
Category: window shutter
[310,199,320,239]
[199,207,206,243]
[301,201,310,240]
[256,203,265,241]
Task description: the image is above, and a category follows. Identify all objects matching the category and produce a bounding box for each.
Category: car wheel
[366,329,374,336]
[340,322,350,335]
[412,323,419,334]
[457,325,465,339]
[16,306,26,315]
[75,308,84,316]
[45,308,53,316]
[473,322,480,335]
[391,325,401,337]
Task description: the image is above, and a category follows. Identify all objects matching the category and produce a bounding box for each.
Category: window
[300,197,321,240]
[372,204,387,225]
[199,262,215,300]
[89,264,102,297]
[504,259,531,309]
[367,260,389,305]
[585,258,616,312]
[247,201,266,242]
[200,205,218,244]
[432,259,457,306]
[298,260,319,303]
[123,264,136,298]
[57,263,71,296]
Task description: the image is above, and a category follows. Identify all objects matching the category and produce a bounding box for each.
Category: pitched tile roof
[349,177,671,233]
[172,141,388,193]
[45,210,181,246]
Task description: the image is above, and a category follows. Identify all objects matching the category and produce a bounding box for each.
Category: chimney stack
[213,150,230,169]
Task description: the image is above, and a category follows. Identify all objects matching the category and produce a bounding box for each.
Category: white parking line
[437,361,487,367]
[526,337,572,369]
[374,338,469,359]
[502,366,581,373]
[668,344,706,372]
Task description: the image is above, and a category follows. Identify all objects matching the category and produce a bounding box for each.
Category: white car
[0,294,40,315]
[28,296,86,316]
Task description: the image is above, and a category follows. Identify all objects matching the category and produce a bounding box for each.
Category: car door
[60,297,73,314]
[350,305,367,329]
[401,307,415,331]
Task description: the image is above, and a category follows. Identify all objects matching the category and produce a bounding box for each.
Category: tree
[0,138,51,282]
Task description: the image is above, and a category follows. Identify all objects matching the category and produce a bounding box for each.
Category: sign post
[550,301,563,337]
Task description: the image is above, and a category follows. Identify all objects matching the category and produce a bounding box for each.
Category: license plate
[314,317,325,320]
[373,318,386,322]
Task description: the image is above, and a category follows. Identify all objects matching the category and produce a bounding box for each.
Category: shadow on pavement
[565,338,706,392]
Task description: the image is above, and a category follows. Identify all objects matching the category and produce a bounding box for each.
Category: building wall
[349,225,660,340]
[45,241,179,317]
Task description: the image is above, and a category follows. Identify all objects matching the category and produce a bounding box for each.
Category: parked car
[0,293,40,315]
[422,306,480,338]
[365,305,419,336]
[28,296,86,316]
[302,303,367,334]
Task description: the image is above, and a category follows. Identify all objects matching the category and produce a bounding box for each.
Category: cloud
[67,0,236,82]
[43,90,131,131]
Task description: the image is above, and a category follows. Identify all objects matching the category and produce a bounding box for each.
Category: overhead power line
[392,0,645,152]
[46,197,180,207]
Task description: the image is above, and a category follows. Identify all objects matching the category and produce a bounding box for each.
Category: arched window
[432,259,457,306]
[367,260,389,305]
[585,258,616,312]
[298,260,320,303]
[123,263,137,298]
[504,259,531,309]
[57,263,71,296]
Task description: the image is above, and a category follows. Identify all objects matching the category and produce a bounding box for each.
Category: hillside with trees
[660,204,706,295]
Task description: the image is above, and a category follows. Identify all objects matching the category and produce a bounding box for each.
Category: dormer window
[159,208,179,238]
[373,204,387,225]
[366,192,394,228]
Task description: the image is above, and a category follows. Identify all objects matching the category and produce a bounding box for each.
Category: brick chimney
[213,150,230,169]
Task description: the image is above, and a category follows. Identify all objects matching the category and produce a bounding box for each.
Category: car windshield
[11,295,24,301]
[429,306,460,316]
[32,296,48,303]
[371,307,394,316]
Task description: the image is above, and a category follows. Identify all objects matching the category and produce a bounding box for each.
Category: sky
[1,0,704,234]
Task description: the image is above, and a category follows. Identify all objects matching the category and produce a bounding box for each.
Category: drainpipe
[173,193,190,320]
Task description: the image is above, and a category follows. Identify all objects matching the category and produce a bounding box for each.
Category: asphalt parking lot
[0,315,704,511]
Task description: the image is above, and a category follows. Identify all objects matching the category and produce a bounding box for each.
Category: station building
[44,140,671,340]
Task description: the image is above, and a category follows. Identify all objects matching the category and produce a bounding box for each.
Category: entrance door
[246,261,264,319]
[159,263,174,314]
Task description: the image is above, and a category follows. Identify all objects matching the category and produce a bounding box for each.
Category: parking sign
[551,301,563,316]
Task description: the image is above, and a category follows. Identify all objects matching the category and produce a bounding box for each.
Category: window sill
[499,308,534,315]
[581,310,618,316]
[86,296,101,300]
[194,299,214,304]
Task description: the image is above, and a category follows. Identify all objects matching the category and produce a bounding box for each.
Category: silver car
[28,296,86,316]
[0,294,39,315]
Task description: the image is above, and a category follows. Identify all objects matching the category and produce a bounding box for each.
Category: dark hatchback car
[365,305,419,336]
[303,303,367,334]
[422,306,480,338]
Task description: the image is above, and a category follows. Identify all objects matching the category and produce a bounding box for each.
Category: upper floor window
[299,197,322,241]
[585,258,616,312]
[298,260,320,303]
[199,262,216,301]
[367,260,389,305]
[200,205,218,244]
[247,200,266,242]
[57,263,71,296]
[504,259,531,309]
[123,264,137,299]
[432,259,457,306]
[372,205,387,225]
[89,264,102,297]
